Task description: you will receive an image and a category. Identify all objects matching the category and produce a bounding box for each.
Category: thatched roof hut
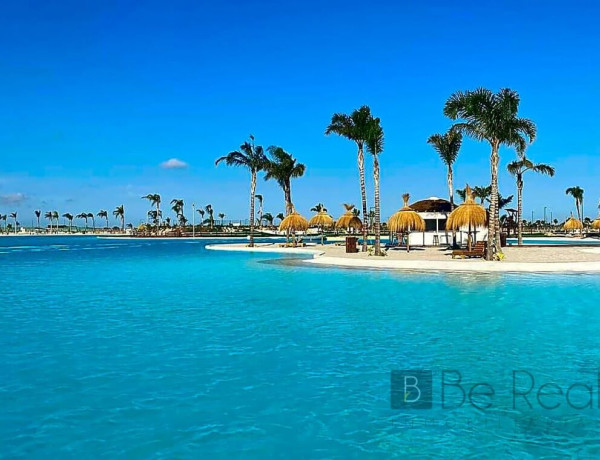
[592,218,600,230]
[308,211,334,228]
[279,211,309,232]
[388,193,425,252]
[410,197,452,213]
[336,204,362,231]
[446,185,487,230]
[563,214,583,231]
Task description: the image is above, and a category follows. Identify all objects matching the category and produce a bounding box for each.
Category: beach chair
[452,241,486,259]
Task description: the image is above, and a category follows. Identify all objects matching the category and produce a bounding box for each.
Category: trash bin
[500,232,507,247]
[345,236,359,253]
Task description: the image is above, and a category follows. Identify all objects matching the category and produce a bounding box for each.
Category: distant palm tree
[255,194,264,226]
[76,213,89,231]
[87,212,95,231]
[34,209,41,230]
[51,211,59,231]
[325,105,376,251]
[44,211,53,233]
[170,199,184,225]
[262,212,274,227]
[97,210,109,229]
[0,214,6,234]
[366,118,384,255]
[215,136,267,246]
[204,204,214,229]
[507,157,555,245]
[165,216,171,227]
[444,88,536,259]
[113,205,125,231]
[197,208,205,227]
[311,203,327,212]
[276,212,285,224]
[566,186,584,227]
[62,213,74,233]
[264,146,306,216]
[218,212,225,226]
[9,212,17,234]
[142,194,161,234]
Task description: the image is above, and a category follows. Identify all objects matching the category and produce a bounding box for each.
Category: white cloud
[0,193,27,205]
[160,158,189,169]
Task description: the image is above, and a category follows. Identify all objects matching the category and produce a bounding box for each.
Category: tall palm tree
[255,194,264,226]
[264,146,306,216]
[9,212,17,234]
[507,157,555,245]
[170,199,184,225]
[97,210,109,230]
[197,208,205,227]
[34,209,41,230]
[427,129,462,247]
[86,213,95,231]
[325,105,376,251]
[566,186,584,227]
[366,118,384,255]
[113,205,125,231]
[218,212,225,226]
[444,88,536,259]
[62,213,74,233]
[142,194,161,234]
[44,211,53,233]
[204,204,214,229]
[215,136,267,246]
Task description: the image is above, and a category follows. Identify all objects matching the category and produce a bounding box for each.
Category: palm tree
[97,210,109,230]
[264,146,306,216]
[0,214,6,234]
[325,105,377,251]
[366,118,384,255]
[76,213,89,231]
[444,88,536,259]
[62,213,74,233]
[113,205,125,231]
[218,212,225,226]
[142,194,161,234]
[507,157,555,245]
[215,136,267,246]
[44,211,53,233]
[204,204,214,229]
[427,129,462,247]
[197,208,205,227]
[170,199,184,225]
[34,209,41,230]
[51,211,59,231]
[255,194,264,227]
[566,186,584,229]
[311,203,327,212]
[262,212,274,227]
[9,212,17,234]
[87,213,95,231]
[276,212,285,224]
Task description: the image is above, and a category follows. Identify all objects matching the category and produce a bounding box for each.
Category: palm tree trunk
[357,144,368,252]
[517,175,524,246]
[447,165,456,247]
[156,204,160,235]
[373,154,381,256]
[488,141,501,259]
[284,182,292,215]
[249,170,256,247]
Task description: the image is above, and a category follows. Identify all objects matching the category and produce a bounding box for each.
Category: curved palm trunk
[249,170,257,247]
[517,174,524,246]
[284,182,293,216]
[373,154,381,256]
[487,142,501,259]
[357,145,368,252]
[447,165,456,247]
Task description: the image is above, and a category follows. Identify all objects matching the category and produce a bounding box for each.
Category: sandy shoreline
[205,243,600,273]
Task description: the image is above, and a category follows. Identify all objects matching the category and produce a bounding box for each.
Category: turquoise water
[2,236,600,457]
[507,238,600,245]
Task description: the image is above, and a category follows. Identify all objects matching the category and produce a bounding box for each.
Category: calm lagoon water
[2,236,600,458]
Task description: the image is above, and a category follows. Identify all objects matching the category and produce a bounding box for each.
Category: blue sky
[1,0,599,226]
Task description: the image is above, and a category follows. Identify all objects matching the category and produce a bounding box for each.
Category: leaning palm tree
[215,136,267,247]
[9,212,17,234]
[276,212,285,224]
[170,199,184,225]
[427,129,462,247]
[44,211,53,233]
[51,211,59,232]
[62,213,74,233]
[264,146,306,216]
[566,186,584,229]
[197,208,205,227]
[325,105,377,252]
[97,210,109,230]
[142,194,161,234]
[76,213,89,231]
[113,205,125,231]
[262,212,274,227]
[444,88,536,259]
[87,212,95,232]
[204,204,214,229]
[366,117,384,255]
[255,194,264,226]
[507,157,555,245]
[34,209,41,230]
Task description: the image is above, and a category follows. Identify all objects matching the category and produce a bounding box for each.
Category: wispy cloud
[0,193,27,205]
[160,158,188,169]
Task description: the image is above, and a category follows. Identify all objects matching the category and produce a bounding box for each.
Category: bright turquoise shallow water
[2,236,600,458]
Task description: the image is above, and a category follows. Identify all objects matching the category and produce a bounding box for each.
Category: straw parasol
[308,211,334,245]
[446,185,487,251]
[563,213,583,233]
[336,204,362,232]
[387,193,425,252]
[593,218,600,230]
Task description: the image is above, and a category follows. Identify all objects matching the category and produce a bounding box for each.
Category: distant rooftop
[410,197,451,213]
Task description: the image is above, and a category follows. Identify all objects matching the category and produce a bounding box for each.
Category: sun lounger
[452,241,486,259]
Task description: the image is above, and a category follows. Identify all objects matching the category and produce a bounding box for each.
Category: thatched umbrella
[336,204,362,232]
[592,218,600,230]
[308,211,334,245]
[279,211,309,246]
[388,193,425,252]
[563,213,583,234]
[446,185,487,250]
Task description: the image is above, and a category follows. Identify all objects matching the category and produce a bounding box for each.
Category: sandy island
[206,243,600,273]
